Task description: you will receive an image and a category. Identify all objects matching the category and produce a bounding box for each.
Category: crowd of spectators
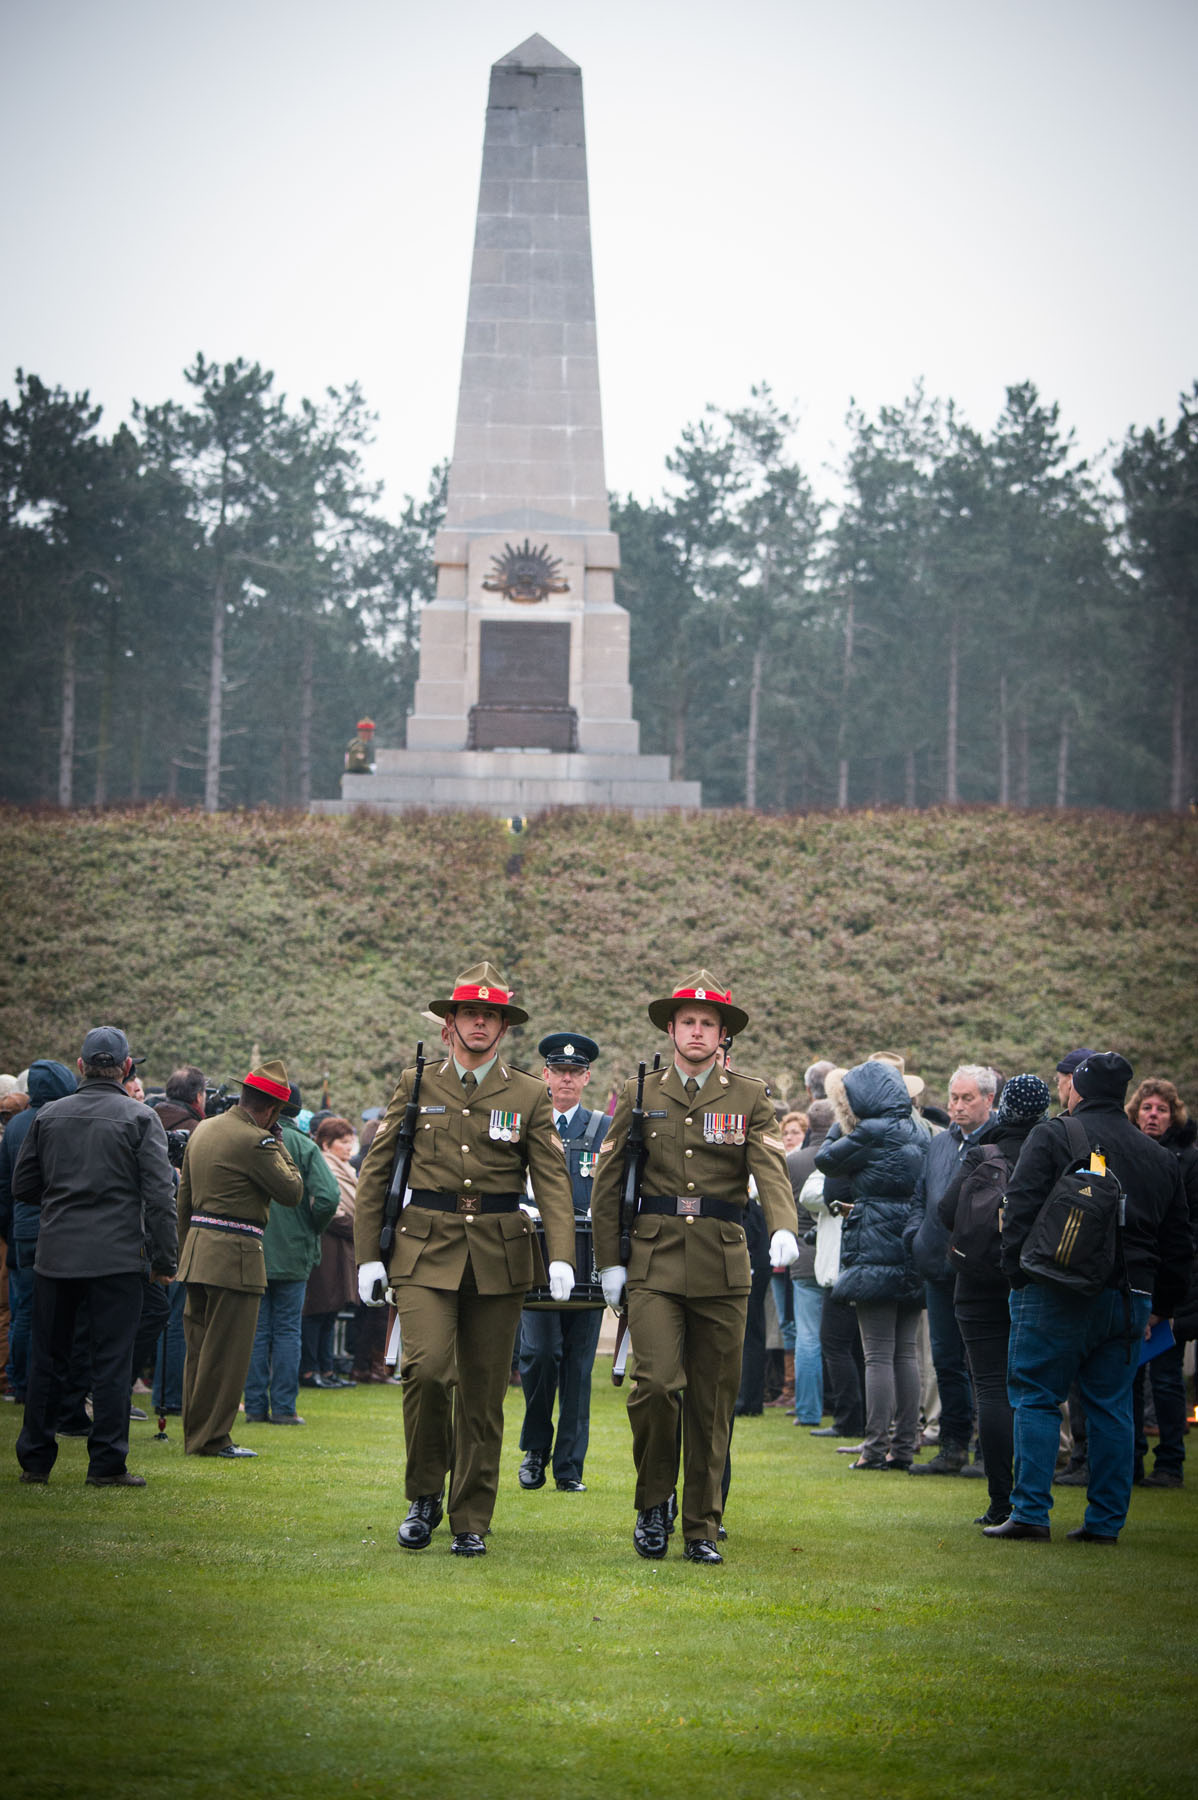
[1,1033,1194,1543]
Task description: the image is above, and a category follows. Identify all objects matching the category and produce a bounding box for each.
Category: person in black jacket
[938,1074,1051,1526]
[985,1053,1192,1544]
[14,1028,177,1487]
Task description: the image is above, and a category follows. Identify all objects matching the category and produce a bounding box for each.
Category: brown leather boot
[766,1353,795,1408]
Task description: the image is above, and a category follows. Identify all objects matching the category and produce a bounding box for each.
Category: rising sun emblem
[481,540,570,605]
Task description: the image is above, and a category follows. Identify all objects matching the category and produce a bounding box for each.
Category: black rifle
[376,1042,426,1292]
[618,1060,648,1266]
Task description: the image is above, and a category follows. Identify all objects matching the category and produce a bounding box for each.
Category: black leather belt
[638,1195,744,1224]
[409,1190,523,1215]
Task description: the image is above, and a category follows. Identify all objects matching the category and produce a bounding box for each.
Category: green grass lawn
[4,1374,1195,1800]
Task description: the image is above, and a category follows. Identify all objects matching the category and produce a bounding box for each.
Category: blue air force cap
[538,1032,600,1069]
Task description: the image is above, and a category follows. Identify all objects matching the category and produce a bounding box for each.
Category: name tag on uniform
[421,1105,447,1114]
[490,1109,521,1142]
[704,1112,746,1145]
[645,1110,668,1118]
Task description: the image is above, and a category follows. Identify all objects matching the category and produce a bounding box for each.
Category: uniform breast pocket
[719,1223,751,1288]
[393,1206,434,1278]
[628,1215,663,1284]
[500,1212,536,1287]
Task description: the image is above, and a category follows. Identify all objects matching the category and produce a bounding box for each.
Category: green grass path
[3,1376,1195,1800]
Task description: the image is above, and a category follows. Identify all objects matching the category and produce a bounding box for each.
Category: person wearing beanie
[984,1053,1192,1545]
[937,1074,1052,1526]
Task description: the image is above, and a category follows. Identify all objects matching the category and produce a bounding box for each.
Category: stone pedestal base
[311,748,700,816]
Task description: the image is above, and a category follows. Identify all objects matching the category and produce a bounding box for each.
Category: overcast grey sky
[3,0,1194,512]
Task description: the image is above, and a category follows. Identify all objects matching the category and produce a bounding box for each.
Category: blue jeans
[245,1279,306,1417]
[790,1276,824,1424]
[6,1237,38,1398]
[925,1276,974,1448]
[770,1272,796,1352]
[1007,1284,1152,1536]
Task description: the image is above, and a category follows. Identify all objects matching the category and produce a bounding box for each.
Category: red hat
[356,718,376,733]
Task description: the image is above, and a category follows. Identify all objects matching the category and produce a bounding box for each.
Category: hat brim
[647,996,749,1036]
[429,997,529,1026]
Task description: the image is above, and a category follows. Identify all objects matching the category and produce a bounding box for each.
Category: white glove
[547,1261,575,1303]
[769,1230,801,1268]
[358,1260,388,1306]
[600,1265,627,1310]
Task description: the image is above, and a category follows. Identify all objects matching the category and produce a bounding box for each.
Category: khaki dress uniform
[177,1102,303,1454]
[592,1045,797,1543]
[356,1053,576,1536]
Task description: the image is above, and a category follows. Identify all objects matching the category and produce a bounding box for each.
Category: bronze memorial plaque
[471,621,577,751]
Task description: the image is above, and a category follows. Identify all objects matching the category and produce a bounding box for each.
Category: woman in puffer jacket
[815,1062,928,1469]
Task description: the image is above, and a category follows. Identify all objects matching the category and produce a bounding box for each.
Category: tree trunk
[945,612,960,804]
[1169,654,1184,812]
[58,603,77,808]
[298,624,314,810]
[204,576,225,813]
[998,671,1010,805]
[1057,702,1072,810]
[836,592,855,810]
[745,641,764,809]
[904,749,916,808]
[93,595,119,807]
[1016,712,1030,807]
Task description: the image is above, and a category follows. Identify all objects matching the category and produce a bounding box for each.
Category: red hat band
[243,1071,291,1102]
[672,985,731,1007]
[450,983,512,1007]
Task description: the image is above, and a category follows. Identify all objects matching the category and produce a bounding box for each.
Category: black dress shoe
[268,1413,305,1425]
[214,1444,258,1459]
[975,1506,1011,1526]
[1066,1526,1118,1544]
[518,1451,547,1490]
[243,1413,268,1423]
[683,1538,724,1564]
[19,1470,49,1484]
[555,1477,586,1492]
[809,1426,841,1437]
[397,1494,444,1549]
[982,1517,1050,1540]
[633,1504,669,1559]
[86,1470,146,1487]
[450,1531,487,1557]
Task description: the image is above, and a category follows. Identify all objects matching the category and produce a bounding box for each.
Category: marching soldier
[177,1059,304,1458]
[344,717,376,774]
[355,962,577,1557]
[592,971,800,1564]
[516,1031,610,1495]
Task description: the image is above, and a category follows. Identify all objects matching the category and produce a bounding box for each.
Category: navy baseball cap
[538,1032,600,1068]
[1055,1048,1096,1076]
[80,1026,130,1067]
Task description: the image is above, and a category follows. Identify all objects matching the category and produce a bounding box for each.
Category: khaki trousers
[395,1266,525,1535]
[182,1283,261,1455]
[626,1286,747,1540]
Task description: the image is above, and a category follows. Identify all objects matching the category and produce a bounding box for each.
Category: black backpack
[1018,1115,1126,1298]
[948,1145,1011,1279]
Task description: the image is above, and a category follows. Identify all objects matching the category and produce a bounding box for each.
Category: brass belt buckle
[456,1195,474,1214]
[676,1196,701,1217]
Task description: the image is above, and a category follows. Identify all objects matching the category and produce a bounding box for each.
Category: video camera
[164,1128,191,1170]
[203,1083,241,1117]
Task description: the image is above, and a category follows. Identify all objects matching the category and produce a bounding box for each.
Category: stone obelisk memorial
[325,34,699,814]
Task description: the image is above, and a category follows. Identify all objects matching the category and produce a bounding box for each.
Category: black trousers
[735,1201,771,1415]
[17,1271,144,1479]
[820,1290,865,1436]
[954,1286,1014,1512]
